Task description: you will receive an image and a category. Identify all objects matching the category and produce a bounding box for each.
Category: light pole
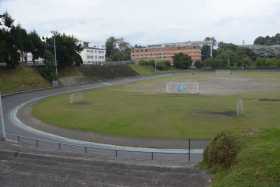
[51,31,58,78]
[0,92,6,141]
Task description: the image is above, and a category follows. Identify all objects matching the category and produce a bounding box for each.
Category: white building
[80,42,106,65]
[20,52,44,65]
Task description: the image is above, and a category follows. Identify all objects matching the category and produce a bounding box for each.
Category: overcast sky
[1,0,280,45]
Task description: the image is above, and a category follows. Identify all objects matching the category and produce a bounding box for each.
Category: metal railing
[5,132,208,163]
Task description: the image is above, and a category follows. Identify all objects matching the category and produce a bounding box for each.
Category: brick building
[131,42,202,64]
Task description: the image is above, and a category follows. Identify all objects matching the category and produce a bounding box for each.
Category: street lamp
[51,31,58,78]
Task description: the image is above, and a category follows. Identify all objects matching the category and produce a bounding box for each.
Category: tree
[205,42,256,69]
[254,33,280,45]
[37,49,56,81]
[173,53,192,69]
[28,31,45,61]
[105,37,131,61]
[10,25,28,58]
[105,37,115,59]
[46,33,82,69]
[201,45,211,61]
[0,12,20,69]
[204,37,217,49]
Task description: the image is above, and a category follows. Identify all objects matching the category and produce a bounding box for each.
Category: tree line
[0,13,82,69]
[254,33,280,46]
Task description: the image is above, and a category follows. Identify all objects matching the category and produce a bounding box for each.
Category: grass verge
[202,129,280,187]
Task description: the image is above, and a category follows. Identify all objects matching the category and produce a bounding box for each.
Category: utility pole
[0,92,7,141]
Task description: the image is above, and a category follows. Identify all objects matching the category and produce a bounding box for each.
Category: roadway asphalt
[1,75,207,166]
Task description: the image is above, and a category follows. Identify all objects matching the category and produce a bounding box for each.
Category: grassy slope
[58,66,83,78]
[210,129,280,187]
[128,64,155,76]
[0,66,50,94]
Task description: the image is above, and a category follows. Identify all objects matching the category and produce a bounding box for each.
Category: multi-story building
[80,42,106,65]
[131,42,202,64]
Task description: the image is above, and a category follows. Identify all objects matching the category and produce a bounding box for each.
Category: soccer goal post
[166,82,200,94]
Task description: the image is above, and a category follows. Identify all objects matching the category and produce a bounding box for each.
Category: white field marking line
[8,79,204,154]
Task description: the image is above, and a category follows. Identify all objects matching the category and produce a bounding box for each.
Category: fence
[5,132,208,164]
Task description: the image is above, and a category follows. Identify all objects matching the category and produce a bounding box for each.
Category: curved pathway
[2,75,207,165]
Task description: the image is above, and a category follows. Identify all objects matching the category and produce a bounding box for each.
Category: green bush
[139,60,171,71]
[256,58,280,68]
[37,62,57,82]
[139,60,155,66]
[173,53,192,69]
[194,61,204,69]
[203,132,239,169]
[156,60,171,70]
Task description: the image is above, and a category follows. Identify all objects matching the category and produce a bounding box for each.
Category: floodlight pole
[0,92,7,141]
[51,31,58,78]
[210,43,213,57]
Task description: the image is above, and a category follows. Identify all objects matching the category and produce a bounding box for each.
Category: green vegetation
[254,33,280,45]
[105,37,131,61]
[203,129,280,187]
[205,43,256,69]
[0,13,45,69]
[80,64,138,80]
[138,59,171,71]
[58,66,83,78]
[0,12,82,73]
[0,66,50,93]
[256,58,280,68]
[129,64,155,76]
[32,71,280,139]
[173,53,192,69]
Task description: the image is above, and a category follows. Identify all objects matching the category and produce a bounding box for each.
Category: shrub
[37,62,57,82]
[173,53,192,69]
[156,60,171,70]
[256,58,280,68]
[194,61,204,69]
[203,132,239,169]
[139,60,155,66]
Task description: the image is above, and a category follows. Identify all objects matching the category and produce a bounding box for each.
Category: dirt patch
[192,110,237,117]
[259,98,280,102]
[125,74,280,96]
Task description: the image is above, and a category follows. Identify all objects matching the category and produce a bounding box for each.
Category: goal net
[166,82,200,94]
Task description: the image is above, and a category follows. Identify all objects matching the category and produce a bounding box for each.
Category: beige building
[131,43,202,64]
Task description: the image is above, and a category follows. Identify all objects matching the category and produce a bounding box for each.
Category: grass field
[32,71,280,139]
[0,66,50,94]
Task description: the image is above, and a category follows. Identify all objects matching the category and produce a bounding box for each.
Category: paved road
[1,75,207,166]
[0,143,211,187]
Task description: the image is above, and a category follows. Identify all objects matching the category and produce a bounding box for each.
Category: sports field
[32,71,280,139]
